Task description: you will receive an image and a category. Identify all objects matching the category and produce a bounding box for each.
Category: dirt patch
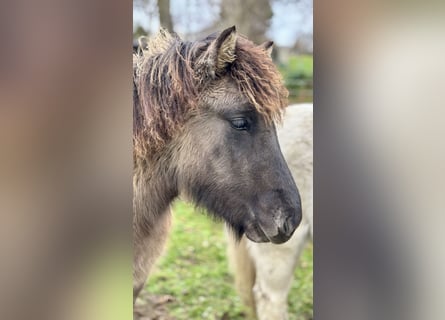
[134,291,176,320]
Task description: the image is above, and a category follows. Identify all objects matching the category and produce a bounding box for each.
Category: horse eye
[230,118,249,130]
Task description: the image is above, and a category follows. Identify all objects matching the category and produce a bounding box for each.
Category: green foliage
[146,201,313,319]
[134,25,148,40]
[279,55,313,103]
[279,55,313,79]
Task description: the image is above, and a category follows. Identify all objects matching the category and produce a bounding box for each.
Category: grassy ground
[145,200,313,320]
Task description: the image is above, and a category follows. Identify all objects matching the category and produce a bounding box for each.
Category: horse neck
[134,154,178,222]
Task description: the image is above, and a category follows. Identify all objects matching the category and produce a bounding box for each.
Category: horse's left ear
[201,26,237,78]
[259,41,274,57]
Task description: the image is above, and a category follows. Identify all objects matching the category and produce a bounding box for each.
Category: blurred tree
[134,0,174,34]
[215,0,273,44]
[157,0,174,32]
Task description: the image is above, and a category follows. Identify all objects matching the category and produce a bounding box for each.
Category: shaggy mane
[133,29,288,157]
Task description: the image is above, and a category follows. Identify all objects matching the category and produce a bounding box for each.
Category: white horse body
[227,103,313,320]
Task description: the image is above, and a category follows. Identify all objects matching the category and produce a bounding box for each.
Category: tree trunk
[218,0,273,44]
[157,0,174,32]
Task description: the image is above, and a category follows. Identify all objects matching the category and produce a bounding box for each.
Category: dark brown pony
[133,26,302,303]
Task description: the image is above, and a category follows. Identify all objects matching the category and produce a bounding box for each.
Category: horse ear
[203,26,237,77]
[259,41,274,57]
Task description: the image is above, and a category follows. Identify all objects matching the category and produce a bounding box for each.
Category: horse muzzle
[244,206,301,244]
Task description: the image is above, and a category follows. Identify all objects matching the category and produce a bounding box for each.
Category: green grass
[146,201,313,319]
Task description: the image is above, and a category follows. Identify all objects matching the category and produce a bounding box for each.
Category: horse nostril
[269,214,298,244]
[276,217,287,235]
[282,218,290,234]
[278,216,296,237]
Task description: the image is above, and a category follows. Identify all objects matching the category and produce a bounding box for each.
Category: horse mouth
[244,207,296,244]
[244,222,293,244]
[244,224,270,243]
[267,232,294,244]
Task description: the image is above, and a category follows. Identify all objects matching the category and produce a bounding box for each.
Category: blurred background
[132,1,313,319]
[133,0,313,103]
[5,1,445,320]
[0,1,132,320]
